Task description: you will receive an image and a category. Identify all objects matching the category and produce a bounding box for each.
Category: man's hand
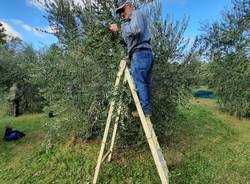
[109,23,119,33]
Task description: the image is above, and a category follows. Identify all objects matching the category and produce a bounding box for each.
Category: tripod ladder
[93,59,169,184]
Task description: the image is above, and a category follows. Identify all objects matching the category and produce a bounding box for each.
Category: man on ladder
[109,0,154,117]
[92,1,169,183]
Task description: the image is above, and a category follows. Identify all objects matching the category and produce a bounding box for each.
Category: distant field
[0,98,249,184]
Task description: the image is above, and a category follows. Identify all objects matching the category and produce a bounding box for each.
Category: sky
[0,0,233,49]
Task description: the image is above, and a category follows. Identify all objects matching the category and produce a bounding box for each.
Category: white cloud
[11,19,24,25]
[166,0,187,5]
[26,0,46,11]
[21,24,46,37]
[10,19,48,38]
[46,26,57,34]
[1,21,22,39]
[25,0,87,11]
[22,24,33,32]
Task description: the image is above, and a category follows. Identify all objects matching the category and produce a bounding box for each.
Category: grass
[171,98,250,184]
[0,98,250,184]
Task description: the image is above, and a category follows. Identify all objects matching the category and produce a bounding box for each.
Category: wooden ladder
[93,59,169,184]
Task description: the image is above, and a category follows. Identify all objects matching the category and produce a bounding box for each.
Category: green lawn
[0,98,249,184]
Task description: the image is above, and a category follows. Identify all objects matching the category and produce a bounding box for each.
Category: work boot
[145,112,152,118]
[132,111,152,118]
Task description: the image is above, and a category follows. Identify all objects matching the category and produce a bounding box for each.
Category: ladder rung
[101,150,111,164]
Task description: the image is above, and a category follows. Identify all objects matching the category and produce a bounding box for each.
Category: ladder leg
[125,67,169,184]
[93,102,114,184]
[107,104,122,162]
[108,75,127,162]
[93,60,127,184]
[145,117,168,175]
[146,117,160,149]
[146,117,169,175]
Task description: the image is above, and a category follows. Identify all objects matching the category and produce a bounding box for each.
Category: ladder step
[101,150,111,164]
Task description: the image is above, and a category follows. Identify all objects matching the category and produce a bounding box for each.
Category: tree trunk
[13,99,20,117]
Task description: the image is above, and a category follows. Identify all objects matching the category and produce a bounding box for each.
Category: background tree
[0,22,7,45]
[199,0,250,117]
[0,44,44,115]
[148,2,200,139]
[27,0,200,146]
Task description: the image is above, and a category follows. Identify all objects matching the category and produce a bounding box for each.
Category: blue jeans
[131,50,154,114]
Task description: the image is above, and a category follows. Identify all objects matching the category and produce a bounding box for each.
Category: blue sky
[0,0,57,49]
[162,0,232,40]
[0,0,232,49]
